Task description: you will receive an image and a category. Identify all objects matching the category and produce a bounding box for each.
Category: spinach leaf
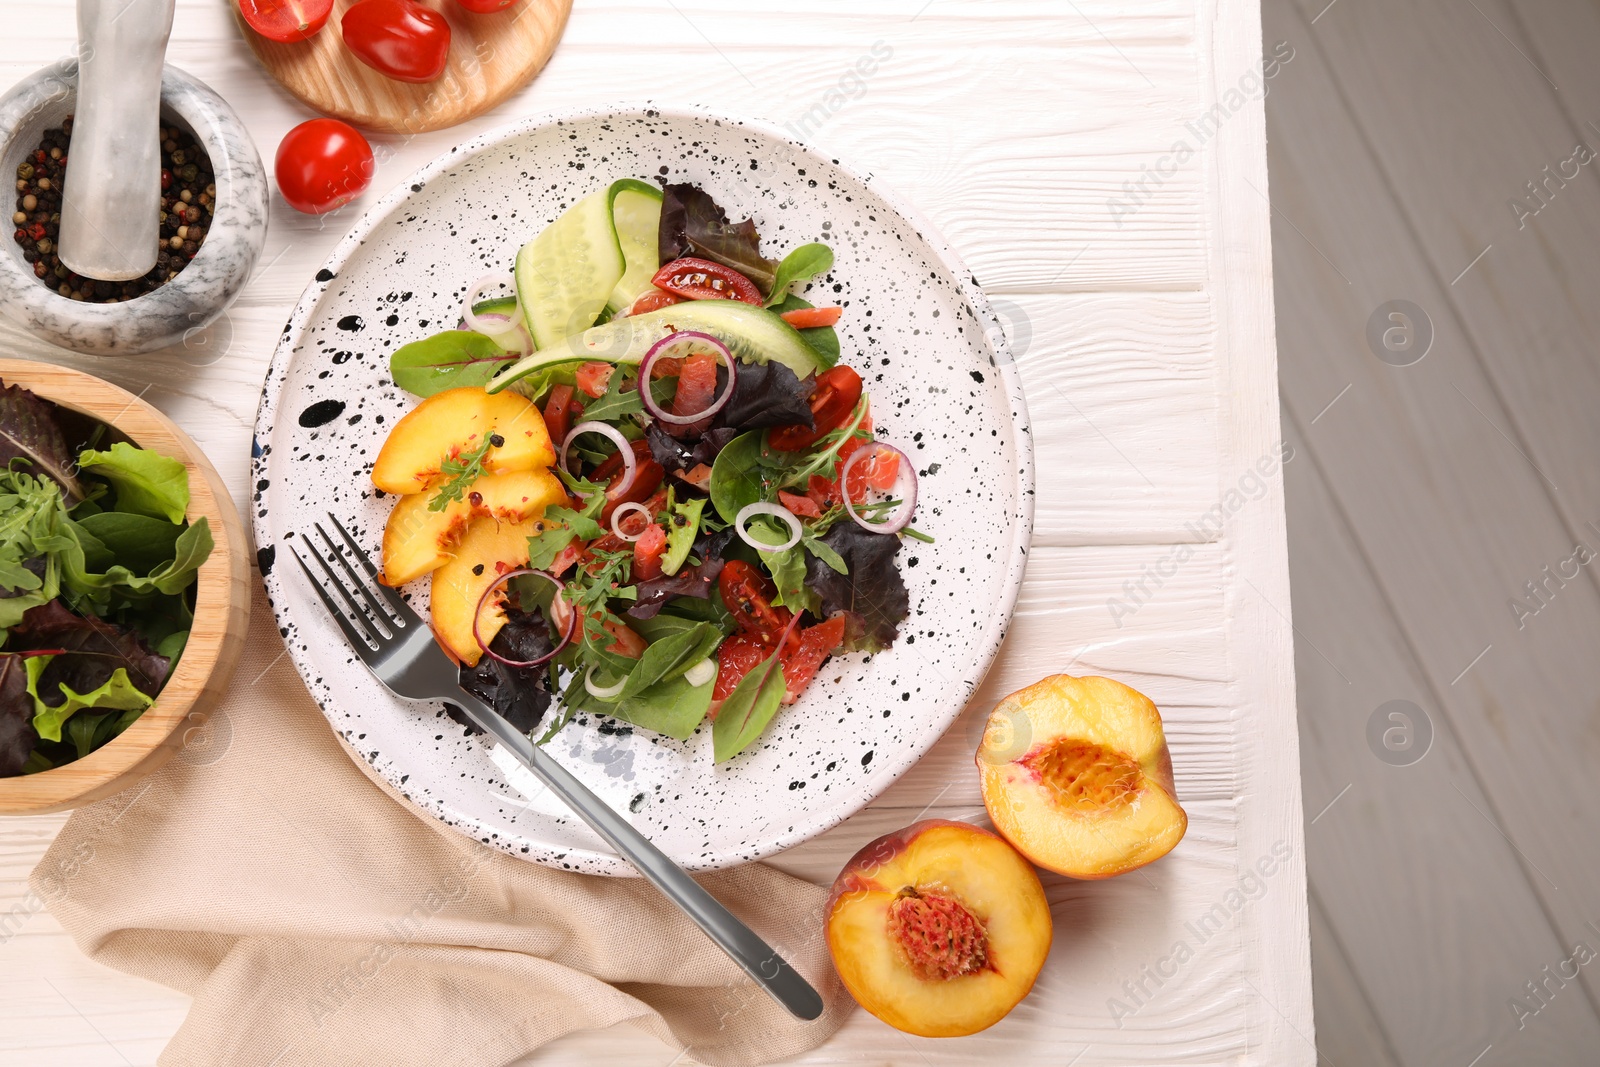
[658,184,780,293]
[709,431,787,524]
[74,511,182,575]
[77,443,189,523]
[712,643,788,762]
[0,380,83,504]
[389,330,513,398]
[764,243,833,307]
[608,671,715,740]
[617,621,720,702]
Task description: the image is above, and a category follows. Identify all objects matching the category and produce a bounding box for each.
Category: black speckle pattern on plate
[252,105,1033,876]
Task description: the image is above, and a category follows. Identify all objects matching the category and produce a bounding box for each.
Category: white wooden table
[0,2,1311,1063]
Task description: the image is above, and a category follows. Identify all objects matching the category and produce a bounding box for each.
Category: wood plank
[1278,406,1600,1060]
[1306,893,1401,1067]
[1264,0,1600,1048]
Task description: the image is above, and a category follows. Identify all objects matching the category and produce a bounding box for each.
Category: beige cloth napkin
[30,593,851,1067]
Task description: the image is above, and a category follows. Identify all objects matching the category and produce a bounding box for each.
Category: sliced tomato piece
[628,288,684,316]
[778,489,821,518]
[633,523,667,582]
[542,383,576,446]
[651,256,762,305]
[779,305,842,329]
[718,560,793,645]
[599,446,665,526]
[575,361,614,399]
[549,593,647,659]
[768,365,864,452]
[781,615,847,704]
[712,633,770,706]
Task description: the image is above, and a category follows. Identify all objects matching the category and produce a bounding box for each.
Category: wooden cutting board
[238,0,573,134]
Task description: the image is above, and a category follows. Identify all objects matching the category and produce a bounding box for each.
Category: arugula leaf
[0,469,72,627]
[429,435,498,512]
[712,642,789,762]
[0,380,83,504]
[77,443,189,523]
[658,184,780,293]
[390,330,514,398]
[26,655,153,744]
[581,373,674,423]
[764,243,833,307]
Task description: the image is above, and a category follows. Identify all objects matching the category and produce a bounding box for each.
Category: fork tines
[291,514,417,653]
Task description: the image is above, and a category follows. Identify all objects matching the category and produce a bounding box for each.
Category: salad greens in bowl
[0,360,247,813]
[253,106,1031,873]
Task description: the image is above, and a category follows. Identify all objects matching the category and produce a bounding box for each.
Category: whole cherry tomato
[274,119,375,215]
[454,0,516,10]
[238,0,333,42]
[342,0,451,84]
[768,364,864,452]
[651,257,763,305]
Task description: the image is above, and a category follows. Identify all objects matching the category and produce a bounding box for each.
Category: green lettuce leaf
[390,330,515,398]
[26,654,153,744]
[77,443,189,523]
[764,243,833,308]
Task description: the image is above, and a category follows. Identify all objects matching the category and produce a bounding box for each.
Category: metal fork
[292,514,824,1021]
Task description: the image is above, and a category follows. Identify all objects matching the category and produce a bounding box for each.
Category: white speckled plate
[252,106,1031,875]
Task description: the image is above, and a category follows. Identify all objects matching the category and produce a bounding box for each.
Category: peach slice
[978,674,1187,880]
[825,819,1052,1037]
[370,387,555,495]
[380,469,568,587]
[430,514,545,666]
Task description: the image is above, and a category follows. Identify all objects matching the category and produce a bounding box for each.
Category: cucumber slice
[607,179,663,314]
[486,300,828,394]
[515,188,626,349]
[469,296,518,319]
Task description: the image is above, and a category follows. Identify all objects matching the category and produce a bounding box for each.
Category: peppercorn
[16,162,32,180]
[35,178,49,191]
[21,194,35,211]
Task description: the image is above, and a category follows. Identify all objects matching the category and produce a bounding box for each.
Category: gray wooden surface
[1267,0,1600,1060]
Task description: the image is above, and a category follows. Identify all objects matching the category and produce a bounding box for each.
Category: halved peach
[430,514,545,666]
[371,387,555,495]
[978,674,1187,880]
[825,819,1052,1037]
[381,469,569,587]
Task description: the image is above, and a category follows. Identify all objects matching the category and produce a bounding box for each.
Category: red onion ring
[840,441,917,534]
[561,420,636,498]
[462,273,521,338]
[734,501,803,553]
[472,567,577,667]
[457,311,532,355]
[638,331,738,425]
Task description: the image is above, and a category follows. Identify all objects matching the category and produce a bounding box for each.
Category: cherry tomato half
[651,257,763,305]
[718,560,794,645]
[767,365,864,452]
[628,288,684,316]
[455,0,515,10]
[342,0,451,84]
[274,119,375,215]
[541,383,580,447]
[239,0,333,42]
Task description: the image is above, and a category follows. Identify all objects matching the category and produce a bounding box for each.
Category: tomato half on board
[767,365,864,452]
[651,257,763,305]
[239,0,333,41]
[341,0,451,84]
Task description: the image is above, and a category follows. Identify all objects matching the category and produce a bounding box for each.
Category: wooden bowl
[0,359,249,814]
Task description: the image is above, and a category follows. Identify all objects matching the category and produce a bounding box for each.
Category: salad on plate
[370,179,925,762]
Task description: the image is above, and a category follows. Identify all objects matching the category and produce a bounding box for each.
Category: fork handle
[449,692,826,1022]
